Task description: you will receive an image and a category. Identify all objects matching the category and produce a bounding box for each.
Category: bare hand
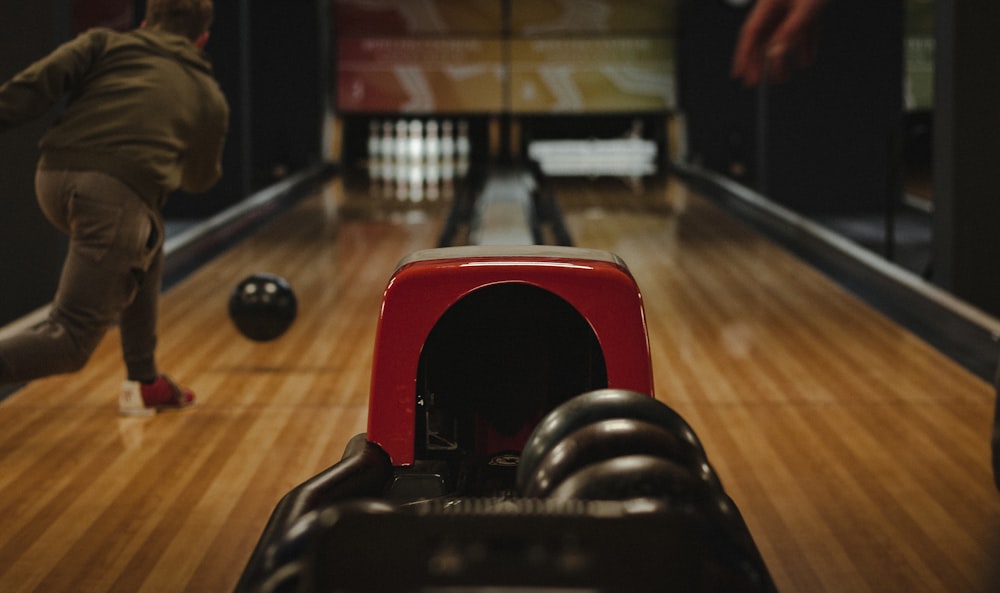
[731,0,829,86]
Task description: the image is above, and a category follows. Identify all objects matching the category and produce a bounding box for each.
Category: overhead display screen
[337,38,505,112]
[333,0,677,114]
[510,0,676,35]
[510,37,675,113]
[334,0,503,35]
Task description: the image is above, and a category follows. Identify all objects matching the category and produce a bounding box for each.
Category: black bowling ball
[228,273,298,342]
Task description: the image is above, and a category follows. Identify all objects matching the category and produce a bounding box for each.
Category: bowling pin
[456,119,470,176]
[368,119,381,159]
[408,162,424,202]
[380,120,394,161]
[408,119,423,161]
[366,119,382,197]
[394,150,409,201]
[440,156,455,200]
[425,119,440,163]
[379,153,394,192]
[440,119,455,160]
[456,119,470,159]
[425,160,440,201]
[395,119,408,161]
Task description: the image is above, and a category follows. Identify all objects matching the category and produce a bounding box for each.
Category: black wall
[931,2,1000,315]
[0,2,72,325]
[677,1,757,183]
[161,0,329,218]
[679,0,904,215]
[248,1,328,189]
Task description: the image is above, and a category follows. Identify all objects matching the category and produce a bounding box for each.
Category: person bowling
[0,0,229,415]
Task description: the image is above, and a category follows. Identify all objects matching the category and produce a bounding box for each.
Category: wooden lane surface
[0,172,997,593]
[0,179,444,593]
[554,175,1000,593]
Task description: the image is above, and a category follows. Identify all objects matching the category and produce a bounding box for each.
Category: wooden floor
[1,172,997,593]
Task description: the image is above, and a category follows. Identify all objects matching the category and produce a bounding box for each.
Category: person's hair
[144,0,214,41]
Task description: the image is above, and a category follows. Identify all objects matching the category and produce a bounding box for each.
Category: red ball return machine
[236,246,776,593]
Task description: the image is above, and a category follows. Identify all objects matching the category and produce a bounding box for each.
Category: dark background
[2,0,998,326]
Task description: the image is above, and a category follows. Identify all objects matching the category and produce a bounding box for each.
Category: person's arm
[0,30,105,133]
[731,0,829,86]
[180,93,229,193]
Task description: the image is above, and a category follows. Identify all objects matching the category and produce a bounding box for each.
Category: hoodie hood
[128,28,213,75]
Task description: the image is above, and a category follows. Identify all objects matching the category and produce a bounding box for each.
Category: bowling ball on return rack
[228,273,298,342]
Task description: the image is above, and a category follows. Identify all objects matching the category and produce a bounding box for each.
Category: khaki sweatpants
[0,169,164,385]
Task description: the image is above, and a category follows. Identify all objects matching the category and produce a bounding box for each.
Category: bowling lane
[0,167,996,593]
[550,174,999,593]
[0,178,446,593]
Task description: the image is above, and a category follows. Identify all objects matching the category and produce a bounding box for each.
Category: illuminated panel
[510,0,676,35]
[334,0,503,35]
[337,37,504,113]
[510,37,675,113]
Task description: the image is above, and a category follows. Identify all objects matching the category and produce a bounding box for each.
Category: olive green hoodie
[0,27,229,209]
